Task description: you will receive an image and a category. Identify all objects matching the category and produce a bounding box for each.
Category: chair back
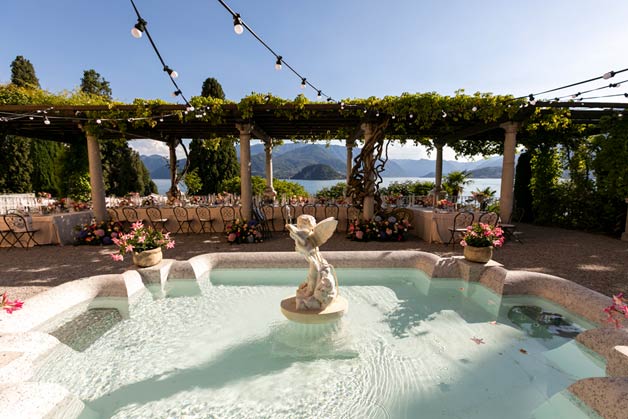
[196,206,211,220]
[478,211,499,227]
[146,206,164,222]
[4,213,30,232]
[220,206,240,224]
[107,208,120,222]
[122,207,140,223]
[453,211,474,229]
[173,206,189,221]
[302,204,317,220]
[393,208,414,223]
[324,204,339,220]
[260,204,275,231]
[281,204,296,225]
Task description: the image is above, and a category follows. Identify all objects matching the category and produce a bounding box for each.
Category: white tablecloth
[1,211,93,247]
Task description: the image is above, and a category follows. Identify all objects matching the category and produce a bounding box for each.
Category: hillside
[143,144,514,179]
[292,164,344,180]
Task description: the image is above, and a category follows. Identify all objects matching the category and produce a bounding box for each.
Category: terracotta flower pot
[132,247,163,267]
[463,245,493,263]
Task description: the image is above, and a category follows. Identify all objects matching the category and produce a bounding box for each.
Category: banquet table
[0,210,93,247]
[410,208,482,244]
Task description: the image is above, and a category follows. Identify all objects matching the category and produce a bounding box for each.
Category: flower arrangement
[437,199,455,209]
[75,220,124,246]
[1,291,23,314]
[384,193,403,206]
[603,293,628,328]
[110,221,175,261]
[226,219,263,244]
[37,191,52,200]
[71,201,90,212]
[460,223,504,248]
[347,216,411,242]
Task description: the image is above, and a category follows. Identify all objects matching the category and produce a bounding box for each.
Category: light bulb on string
[96,119,102,124]
[29,116,34,120]
[233,14,244,35]
[275,56,282,70]
[43,116,50,125]
[472,106,478,112]
[603,71,615,80]
[409,113,413,119]
[317,90,322,99]
[131,18,146,38]
[391,115,396,119]
[172,90,182,97]
[528,94,537,106]
[300,78,306,89]
[441,110,447,118]
[163,66,178,79]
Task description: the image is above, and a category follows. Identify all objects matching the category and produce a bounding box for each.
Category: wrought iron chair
[500,208,524,244]
[122,207,142,231]
[281,204,296,231]
[220,206,241,232]
[107,208,120,223]
[3,213,40,249]
[260,204,276,232]
[195,206,215,233]
[172,206,194,234]
[478,211,499,228]
[302,203,317,221]
[146,206,169,233]
[447,211,474,247]
[324,204,340,231]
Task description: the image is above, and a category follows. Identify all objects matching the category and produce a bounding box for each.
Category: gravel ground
[1,223,627,301]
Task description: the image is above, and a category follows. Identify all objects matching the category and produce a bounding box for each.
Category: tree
[80,69,112,99]
[188,77,239,194]
[100,139,156,196]
[514,151,533,222]
[443,170,472,204]
[0,135,32,193]
[201,77,225,99]
[30,139,63,196]
[10,56,39,88]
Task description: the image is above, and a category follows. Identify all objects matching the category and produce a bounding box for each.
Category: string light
[471,106,477,112]
[96,119,102,124]
[441,110,447,118]
[172,90,182,97]
[129,0,190,106]
[131,18,146,38]
[216,0,335,102]
[43,116,50,125]
[233,13,244,34]
[603,71,616,80]
[317,90,322,99]
[163,66,178,79]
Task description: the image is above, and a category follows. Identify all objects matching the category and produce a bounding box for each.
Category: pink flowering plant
[347,216,411,242]
[603,293,628,328]
[110,221,175,261]
[75,220,124,246]
[1,291,23,314]
[225,219,263,244]
[460,223,505,248]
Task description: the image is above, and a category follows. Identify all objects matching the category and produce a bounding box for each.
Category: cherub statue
[286,215,338,310]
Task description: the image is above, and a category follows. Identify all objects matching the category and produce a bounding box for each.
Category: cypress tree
[80,69,112,99]
[10,56,39,88]
[0,135,32,193]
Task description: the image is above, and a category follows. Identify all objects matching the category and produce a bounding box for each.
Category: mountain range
[141,143,514,180]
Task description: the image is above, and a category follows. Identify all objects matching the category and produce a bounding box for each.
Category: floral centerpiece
[460,222,504,263]
[110,221,175,262]
[226,219,263,244]
[75,220,124,246]
[1,292,23,314]
[71,201,90,212]
[460,223,505,248]
[347,216,411,242]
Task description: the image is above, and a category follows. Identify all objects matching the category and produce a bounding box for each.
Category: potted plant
[459,222,504,263]
[110,221,175,267]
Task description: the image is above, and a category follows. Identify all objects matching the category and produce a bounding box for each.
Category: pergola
[1,101,624,224]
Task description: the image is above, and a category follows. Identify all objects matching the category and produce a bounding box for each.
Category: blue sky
[2,0,627,160]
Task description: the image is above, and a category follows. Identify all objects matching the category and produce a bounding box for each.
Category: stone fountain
[280,215,348,323]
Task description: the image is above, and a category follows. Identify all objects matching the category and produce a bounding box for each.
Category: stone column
[499,122,519,223]
[362,123,376,220]
[263,139,276,203]
[346,139,355,185]
[236,123,253,220]
[434,139,444,206]
[622,198,628,241]
[86,133,107,222]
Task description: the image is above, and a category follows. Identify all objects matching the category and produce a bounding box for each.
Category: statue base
[280,296,348,324]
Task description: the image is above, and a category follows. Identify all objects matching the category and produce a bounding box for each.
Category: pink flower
[111,253,124,262]
[460,240,467,246]
[228,233,236,242]
[94,229,105,237]
[1,292,24,314]
[355,230,364,240]
[166,240,175,249]
[131,221,143,231]
[125,244,134,253]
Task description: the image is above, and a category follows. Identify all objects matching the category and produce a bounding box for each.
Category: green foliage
[10,56,39,88]
[0,135,32,193]
[201,77,226,99]
[317,182,346,199]
[443,170,472,199]
[101,139,155,196]
[530,145,562,225]
[380,180,435,196]
[273,179,308,197]
[60,142,89,197]
[188,138,239,194]
[66,172,91,202]
[80,69,112,99]
[184,167,203,195]
[30,139,63,196]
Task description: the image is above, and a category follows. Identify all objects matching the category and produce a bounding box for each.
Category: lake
[154,177,502,196]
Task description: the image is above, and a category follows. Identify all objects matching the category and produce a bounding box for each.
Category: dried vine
[346,121,389,213]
